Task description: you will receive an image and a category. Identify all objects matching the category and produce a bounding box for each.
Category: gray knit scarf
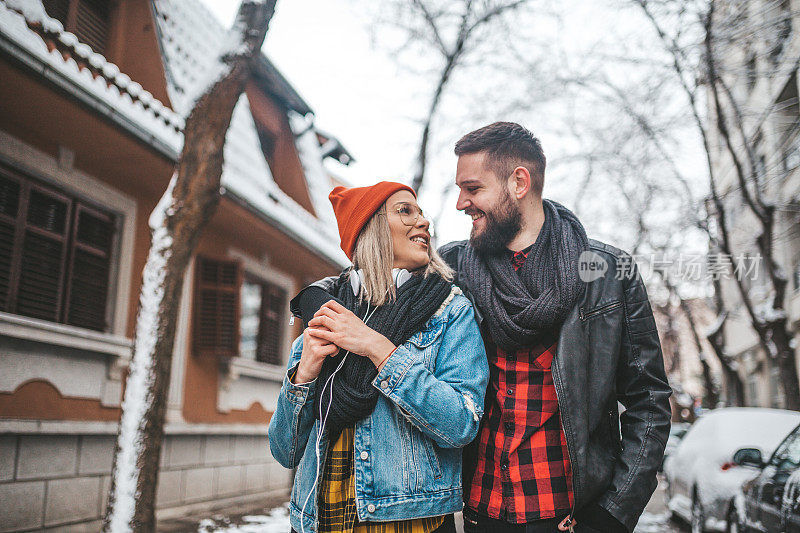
[462,199,589,351]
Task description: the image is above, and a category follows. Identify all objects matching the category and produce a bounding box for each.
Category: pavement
[634,475,688,533]
[161,475,689,532]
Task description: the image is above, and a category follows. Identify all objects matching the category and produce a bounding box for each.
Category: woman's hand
[306,301,396,369]
[293,328,339,384]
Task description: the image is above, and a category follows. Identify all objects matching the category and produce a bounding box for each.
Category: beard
[469,189,522,256]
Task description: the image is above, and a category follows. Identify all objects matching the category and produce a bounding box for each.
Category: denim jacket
[267,289,489,533]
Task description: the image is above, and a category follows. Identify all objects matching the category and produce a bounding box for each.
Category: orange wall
[180,199,337,424]
[0,33,340,424]
[246,83,317,215]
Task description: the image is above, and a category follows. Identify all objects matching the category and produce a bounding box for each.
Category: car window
[770,428,800,472]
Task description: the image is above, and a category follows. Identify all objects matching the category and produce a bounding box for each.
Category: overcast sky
[199,0,482,242]
[197,0,710,259]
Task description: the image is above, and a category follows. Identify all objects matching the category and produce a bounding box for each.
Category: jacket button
[360,451,369,460]
[367,504,376,512]
[380,380,389,389]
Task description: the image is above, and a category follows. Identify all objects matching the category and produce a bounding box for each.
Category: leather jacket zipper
[579,300,621,321]
[551,353,578,530]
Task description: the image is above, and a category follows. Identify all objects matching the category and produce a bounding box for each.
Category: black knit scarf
[462,199,589,351]
[313,269,451,442]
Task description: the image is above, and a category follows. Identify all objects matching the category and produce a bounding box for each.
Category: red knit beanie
[329,181,416,260]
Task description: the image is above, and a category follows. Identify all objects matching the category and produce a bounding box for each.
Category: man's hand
[306,300,396,369]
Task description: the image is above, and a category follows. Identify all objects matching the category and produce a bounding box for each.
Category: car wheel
[691,494,706,533]
[663,475,674,516]
[725,504,738,533]
[726,501,749,533]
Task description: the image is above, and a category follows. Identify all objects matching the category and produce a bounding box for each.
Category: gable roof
[0,0,348,268]
[152,0,345,266]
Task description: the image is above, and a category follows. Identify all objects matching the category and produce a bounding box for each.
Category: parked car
[729,422,800,532]
[663,408,800,533]
[662,422,692,471]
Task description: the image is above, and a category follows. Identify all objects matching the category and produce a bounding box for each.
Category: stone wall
[0,427,290,532]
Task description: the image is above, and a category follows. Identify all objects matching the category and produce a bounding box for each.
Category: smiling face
[455,152,522,255]
[386,190,431,271]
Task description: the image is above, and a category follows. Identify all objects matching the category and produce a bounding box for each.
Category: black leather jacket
[438,239,671,532]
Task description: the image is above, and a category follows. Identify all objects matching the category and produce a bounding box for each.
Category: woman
[268,181,489,533]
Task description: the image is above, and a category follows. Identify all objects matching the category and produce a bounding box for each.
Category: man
[439,122,671,533]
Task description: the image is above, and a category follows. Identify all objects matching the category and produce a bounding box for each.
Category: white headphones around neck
[349,268,411,296]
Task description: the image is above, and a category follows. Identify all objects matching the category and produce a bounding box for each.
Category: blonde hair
[351,204,454,306]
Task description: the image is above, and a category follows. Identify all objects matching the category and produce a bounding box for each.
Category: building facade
[0,0,350,530]
[708,0,800,409]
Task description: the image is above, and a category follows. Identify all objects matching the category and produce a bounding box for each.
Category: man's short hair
[454,122,546,195]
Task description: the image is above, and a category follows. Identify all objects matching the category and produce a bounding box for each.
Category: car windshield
[770,425,800,471]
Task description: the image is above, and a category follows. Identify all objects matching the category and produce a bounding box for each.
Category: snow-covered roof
[0,0,184,156]
[152,0,346,267]
[0,0,348,268]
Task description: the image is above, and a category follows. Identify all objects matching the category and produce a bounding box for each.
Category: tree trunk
[102,2,276,530]
[704,2,800,410]
[677,298,720,408]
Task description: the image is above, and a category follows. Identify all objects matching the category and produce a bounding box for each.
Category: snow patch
[634,512,671,533]
[196,504,290,532]
[106,175,176,532]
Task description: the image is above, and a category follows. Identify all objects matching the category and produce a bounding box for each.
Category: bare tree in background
[370,0,534,192]
[630,0,800,409]
[102,1,276,530]
[539,28,742,406]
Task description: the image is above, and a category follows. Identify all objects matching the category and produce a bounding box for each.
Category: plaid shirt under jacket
[465,248,574,523]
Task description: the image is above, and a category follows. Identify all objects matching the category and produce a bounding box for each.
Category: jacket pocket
[406,319,445,370]
[407,319,444,348]
[608,409,622,452]
[580,300,622,321]
[422,437,443,481]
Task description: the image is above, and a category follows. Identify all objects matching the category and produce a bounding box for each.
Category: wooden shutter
[63,204,115,331]
[41,0,110,55]
[41,0,71,24]
[75,0,110,55]
[257,281,286,365]
[0,174,21,310]
[15,185,71,322]
[194,257,241,357]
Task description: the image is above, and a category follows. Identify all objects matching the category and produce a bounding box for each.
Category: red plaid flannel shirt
[465,248,574,523]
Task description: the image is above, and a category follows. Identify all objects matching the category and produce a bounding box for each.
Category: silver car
[663,408,800,532]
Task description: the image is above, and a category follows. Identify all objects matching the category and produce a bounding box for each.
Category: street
[634,475,687,533]
[175,475,689,532]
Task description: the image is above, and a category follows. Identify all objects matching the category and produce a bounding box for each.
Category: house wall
[0,424,290,532]
[711,13,800,407]
[0,36,340,529]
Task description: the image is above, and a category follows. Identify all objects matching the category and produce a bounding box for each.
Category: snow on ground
[635,512,675,532]
[197,504,290,532]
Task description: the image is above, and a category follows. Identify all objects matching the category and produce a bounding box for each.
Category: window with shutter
[257,281,286,365]
[16,186,71,323]
[64,205,115,330]
[194,257,241,357]
[0,175,21,310]
[0,165,117,331]
[42,0,111,55]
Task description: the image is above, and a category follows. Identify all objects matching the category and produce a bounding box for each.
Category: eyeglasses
[384,203,426,226]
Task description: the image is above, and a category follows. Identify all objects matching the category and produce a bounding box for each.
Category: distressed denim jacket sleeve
[268,335,318,469]
[372,297,489,449]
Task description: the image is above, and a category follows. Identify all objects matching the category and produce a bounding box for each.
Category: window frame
[229,250,295,369]
[0,164,118,332]
[243,273,288,366]
[193,255,243,359]
[42,0,116,56]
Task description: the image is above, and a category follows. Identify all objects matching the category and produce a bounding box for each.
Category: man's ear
[508,166,531,199]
